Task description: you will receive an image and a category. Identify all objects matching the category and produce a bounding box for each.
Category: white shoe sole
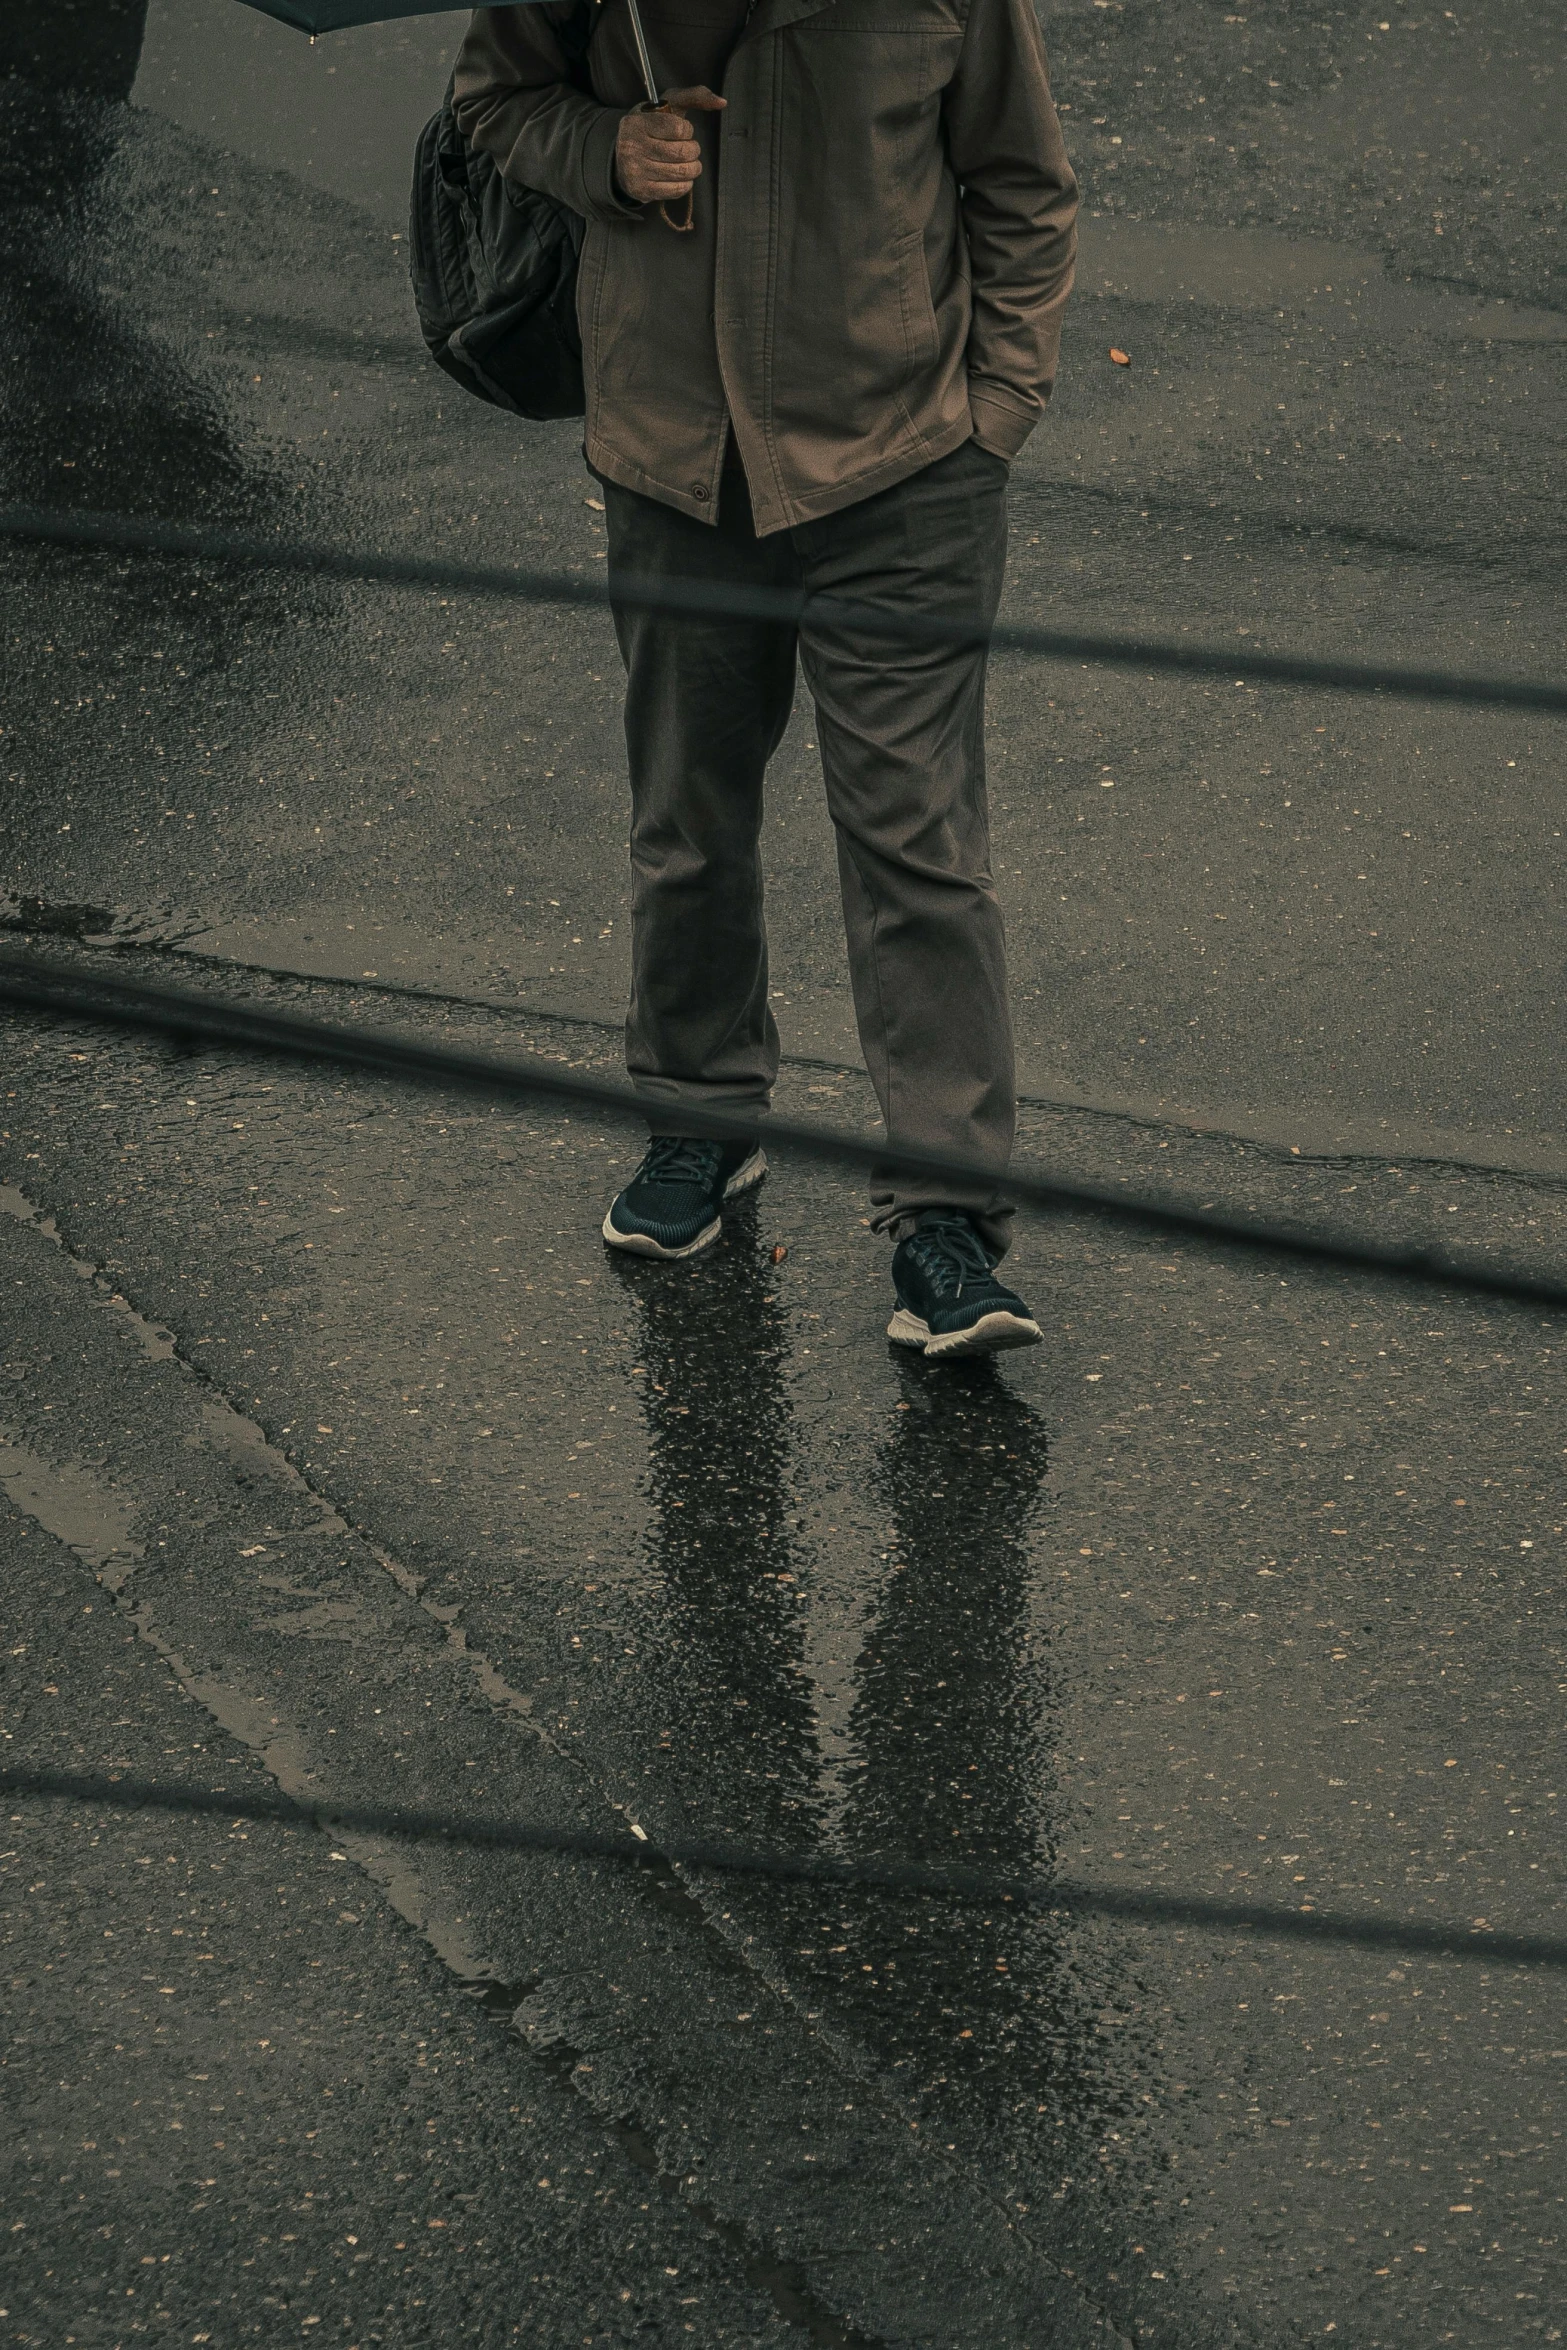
[601,1149,767,1259]
[887,1305,1043,1359]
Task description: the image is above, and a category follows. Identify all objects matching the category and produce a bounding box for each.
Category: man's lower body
[597,438,1039,1359]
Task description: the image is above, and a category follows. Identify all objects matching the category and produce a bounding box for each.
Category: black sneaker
[602,1133,766,1259]
[888,1211,1042,1359]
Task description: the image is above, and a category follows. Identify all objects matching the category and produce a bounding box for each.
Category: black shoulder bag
[407,0,599,421]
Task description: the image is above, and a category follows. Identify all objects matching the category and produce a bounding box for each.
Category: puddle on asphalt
[0,896,209,950]
[0,4,292,543]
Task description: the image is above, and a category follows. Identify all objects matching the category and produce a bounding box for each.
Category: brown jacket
[452,0,1077,535]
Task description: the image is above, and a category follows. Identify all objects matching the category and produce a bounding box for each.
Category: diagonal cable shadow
[2,952,1564,1310]
[4,1765,1562,1971]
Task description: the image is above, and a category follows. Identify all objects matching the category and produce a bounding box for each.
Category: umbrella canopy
[233,0,663,108]
[234,0,545,36]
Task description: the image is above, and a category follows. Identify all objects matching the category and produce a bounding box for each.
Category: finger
[620,123,699,159]
[623,160,701,199]
[639,143,702,171]
[663,83,726,111]
[629,145,701,178]
[644,112,694,141]
[635,167,701,198]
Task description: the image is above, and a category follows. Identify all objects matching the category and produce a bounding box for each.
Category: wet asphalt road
[2,2,1566,2346]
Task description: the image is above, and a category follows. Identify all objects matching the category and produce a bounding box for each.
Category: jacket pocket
[576,221,608,372]
[900,228,941,373]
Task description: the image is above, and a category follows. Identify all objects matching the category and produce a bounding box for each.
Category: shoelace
[639,1133,725,1189]
[905,1215,994,1296]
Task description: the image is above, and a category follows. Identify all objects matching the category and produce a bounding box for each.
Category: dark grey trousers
[601,438,1016,1256]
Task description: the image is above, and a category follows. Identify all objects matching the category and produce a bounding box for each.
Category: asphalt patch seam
[9,909,1567,1190]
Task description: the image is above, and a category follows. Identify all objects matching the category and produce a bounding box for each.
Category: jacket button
[692,483,709,501]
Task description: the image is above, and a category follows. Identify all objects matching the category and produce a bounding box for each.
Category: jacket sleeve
[451,4,641,227]
[942,0,1078,459]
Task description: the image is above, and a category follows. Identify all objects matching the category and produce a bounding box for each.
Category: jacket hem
[586,413,984,535]
[750,413,979,534]
[585,436,727,523]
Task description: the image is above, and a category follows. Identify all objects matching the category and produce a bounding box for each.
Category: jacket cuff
[968,384,1041,461]
[580,104,644,223]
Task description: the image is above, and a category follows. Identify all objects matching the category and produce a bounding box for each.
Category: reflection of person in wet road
[821,1362,1139,2168]
[613,1222,1124,2169]
[848,1363,1053,1881]
[2,0,299,931]
[1,0,152,505]
[0,0,147,100]
[0,0,259,530]
[611,1195,825,1849]
[456,0,1076,1359]
[1,0,151,455]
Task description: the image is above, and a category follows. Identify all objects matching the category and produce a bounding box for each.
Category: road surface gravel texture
[1,1,1564,2345]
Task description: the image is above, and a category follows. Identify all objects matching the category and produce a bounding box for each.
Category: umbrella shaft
[625,0,662,105]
